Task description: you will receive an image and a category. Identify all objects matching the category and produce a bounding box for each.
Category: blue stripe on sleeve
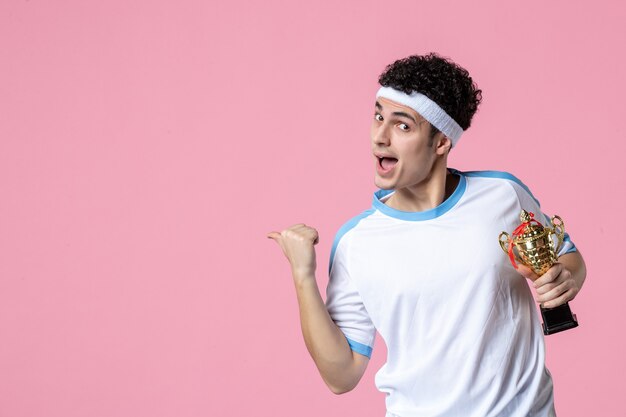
[346,337,373,358]
[562,232,578,254]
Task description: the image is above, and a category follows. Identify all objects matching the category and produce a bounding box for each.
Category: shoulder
[457,169,540,206]
[461,169,529,189]
[328,208,377,274]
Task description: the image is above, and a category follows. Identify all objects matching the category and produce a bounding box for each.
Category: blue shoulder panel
[461,169,541,207]
[328,208,376,275]
[461,169,577,252]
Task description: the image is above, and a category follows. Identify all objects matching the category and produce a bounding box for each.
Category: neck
[385,159,458,212]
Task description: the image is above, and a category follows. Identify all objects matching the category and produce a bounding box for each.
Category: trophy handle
[550,215,565,253]
[498,231,511,254]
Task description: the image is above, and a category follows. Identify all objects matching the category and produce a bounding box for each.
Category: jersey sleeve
[508,175,577,257]
[325,232,376,358]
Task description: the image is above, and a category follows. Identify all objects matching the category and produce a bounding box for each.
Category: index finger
[533,263,564,288]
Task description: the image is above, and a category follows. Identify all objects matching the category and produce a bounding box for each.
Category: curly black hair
[378,53,482,139]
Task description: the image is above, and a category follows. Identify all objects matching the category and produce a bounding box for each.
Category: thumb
[266,231,282,241]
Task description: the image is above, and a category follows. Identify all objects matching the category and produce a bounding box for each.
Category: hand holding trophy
[499,210,579,335]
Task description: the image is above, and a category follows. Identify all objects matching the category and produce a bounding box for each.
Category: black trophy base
[540,302,578,335]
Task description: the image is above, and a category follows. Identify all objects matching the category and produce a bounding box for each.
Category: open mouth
[378,156,398,171]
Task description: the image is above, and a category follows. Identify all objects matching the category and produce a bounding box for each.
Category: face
[371,97,444,191]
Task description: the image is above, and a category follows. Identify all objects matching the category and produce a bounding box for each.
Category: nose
[372,122,391,146]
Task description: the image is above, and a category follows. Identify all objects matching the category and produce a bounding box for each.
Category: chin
[374,176,396,190]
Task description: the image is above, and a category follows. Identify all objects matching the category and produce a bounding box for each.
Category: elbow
[324,377,358,395]
[327,382,355,395]
[317,350,368,395]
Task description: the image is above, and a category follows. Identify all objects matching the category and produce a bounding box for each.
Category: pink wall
[1,1,623,416]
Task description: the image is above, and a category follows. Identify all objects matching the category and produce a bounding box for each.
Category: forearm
[293,274,366,394]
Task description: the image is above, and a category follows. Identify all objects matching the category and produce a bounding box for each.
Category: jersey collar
[372,168,466,221]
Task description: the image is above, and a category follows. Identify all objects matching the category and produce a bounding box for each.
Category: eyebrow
[375,100,418,124]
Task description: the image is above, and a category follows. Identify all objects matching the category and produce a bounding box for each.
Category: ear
[435,134,452,155]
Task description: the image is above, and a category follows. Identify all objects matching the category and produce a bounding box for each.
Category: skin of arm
[268,224,369,394]
[293,273,370,394]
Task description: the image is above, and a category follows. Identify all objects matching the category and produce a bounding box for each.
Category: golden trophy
[499,210,579,335]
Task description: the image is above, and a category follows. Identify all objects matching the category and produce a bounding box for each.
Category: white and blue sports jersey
[325,169,577,417]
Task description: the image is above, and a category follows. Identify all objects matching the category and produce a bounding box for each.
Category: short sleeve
[325,233,376,358]
[508,175,578,257]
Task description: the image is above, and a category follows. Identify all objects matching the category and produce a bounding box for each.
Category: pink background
[1,1,624,416]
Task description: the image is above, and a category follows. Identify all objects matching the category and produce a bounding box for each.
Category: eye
[374,113,383,122]
[398,123,409,131]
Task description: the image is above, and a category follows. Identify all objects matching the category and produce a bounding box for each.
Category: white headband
[376,86,463,147]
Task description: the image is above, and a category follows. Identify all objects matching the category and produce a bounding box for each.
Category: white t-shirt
[325,169,577,417]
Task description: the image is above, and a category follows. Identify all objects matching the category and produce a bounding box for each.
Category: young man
[267,53,586,417]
